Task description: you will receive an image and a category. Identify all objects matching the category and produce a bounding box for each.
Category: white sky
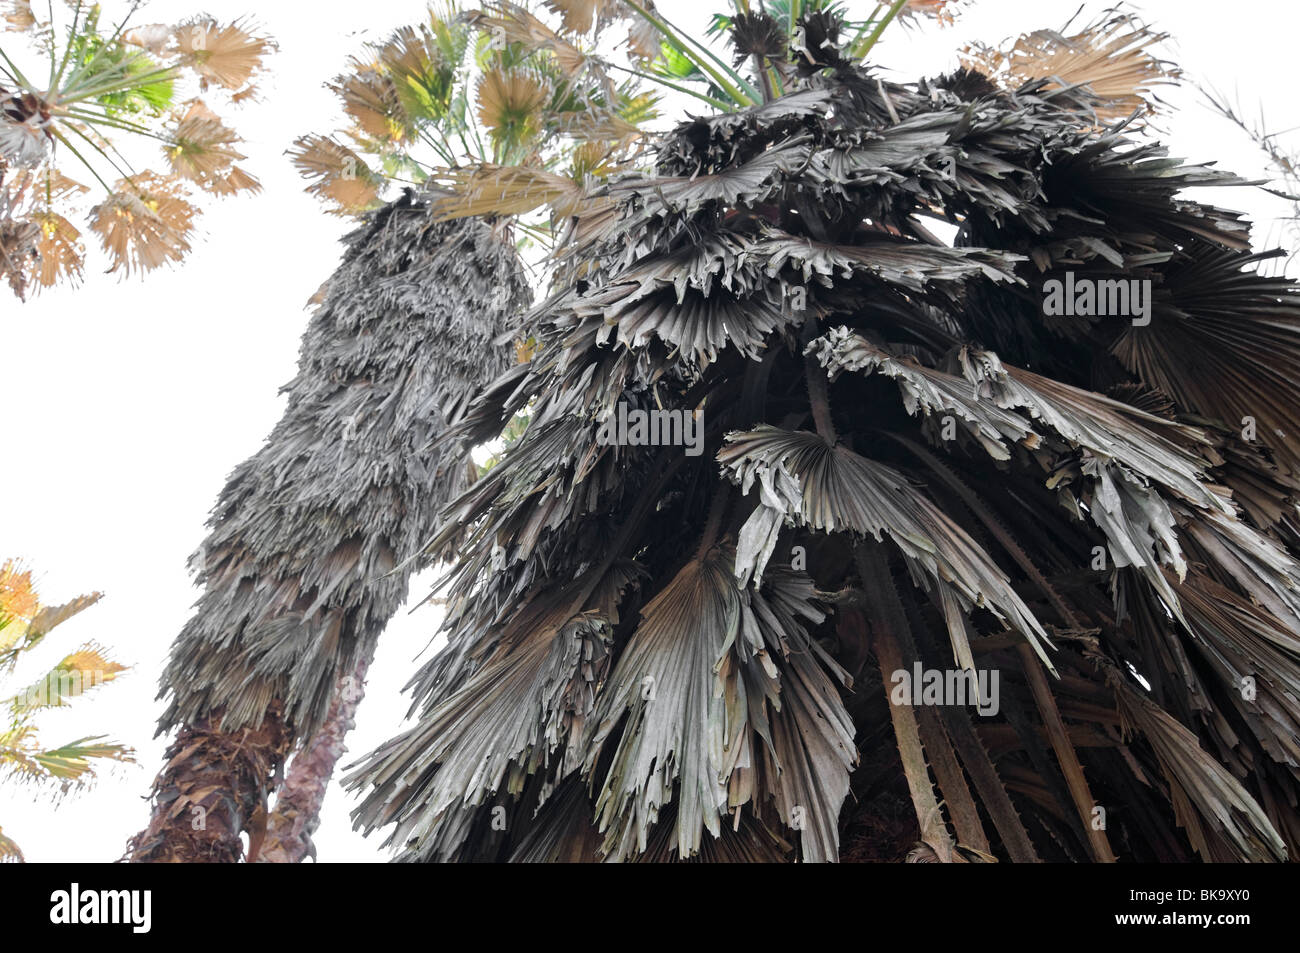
[2,0,1298,862]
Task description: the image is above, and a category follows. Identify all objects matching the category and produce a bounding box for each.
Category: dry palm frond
[477,67,551,152]
[25,593,103,644]
[962,12,1179,120]
[475,2,590,75]
[28,210,84,289]
[165,107,246,187]
[556,109,640,145]
[0,214,38,299]
[0,118,50,168]
[89,173,198,276]
[27,169,90,206]
[898,0,965,27]
[719,425,1054,671]
[0,0,34,33]
[0,560,38,628]
[568,140,619,182]
[434,163,586,220]
[373,24,437,80]
[288,134,383,214]
[624,1,660,62]
[543,0,620,36]
[122,23,174,55]
[203,165,261,196]
[175,18,274,93]
[584,553,854,862]
[332,67,405,142]
[229,84,260,105]
[1108,668,1287,862]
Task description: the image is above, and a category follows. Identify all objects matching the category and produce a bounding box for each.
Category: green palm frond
[33,735,133,782]
[7,641,127,712]
[0,560,133,857]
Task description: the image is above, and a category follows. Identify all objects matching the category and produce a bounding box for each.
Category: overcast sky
[3,0,1298,862]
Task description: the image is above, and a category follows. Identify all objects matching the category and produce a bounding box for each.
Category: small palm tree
[0,1,272,297]
[0,559,131,862]
[346,8,1300,862]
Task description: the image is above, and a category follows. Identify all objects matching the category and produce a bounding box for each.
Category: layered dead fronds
[962,11,1180,120]
[139,193,531,861]
[153,195,530,750]
[344,10,1300,864]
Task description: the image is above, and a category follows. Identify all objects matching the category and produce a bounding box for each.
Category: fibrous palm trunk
[255,654,370,863]
[128,189,529,862]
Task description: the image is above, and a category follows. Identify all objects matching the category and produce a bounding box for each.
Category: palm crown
[290,1,659,248]
[0,1,272,297]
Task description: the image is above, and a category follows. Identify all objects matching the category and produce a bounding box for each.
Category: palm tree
[0,1,272,297]
[126,194,532,864]
[0,559,132,862]
[346,8,1300,862]
[130,1,651,863]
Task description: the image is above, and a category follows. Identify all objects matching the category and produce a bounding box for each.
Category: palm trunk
[130,192,528,861]
[255,653,372,862]
[126,708,287,863]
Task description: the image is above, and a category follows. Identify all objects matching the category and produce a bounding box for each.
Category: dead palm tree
[347,8,1300,862]
[129,2,650,863]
